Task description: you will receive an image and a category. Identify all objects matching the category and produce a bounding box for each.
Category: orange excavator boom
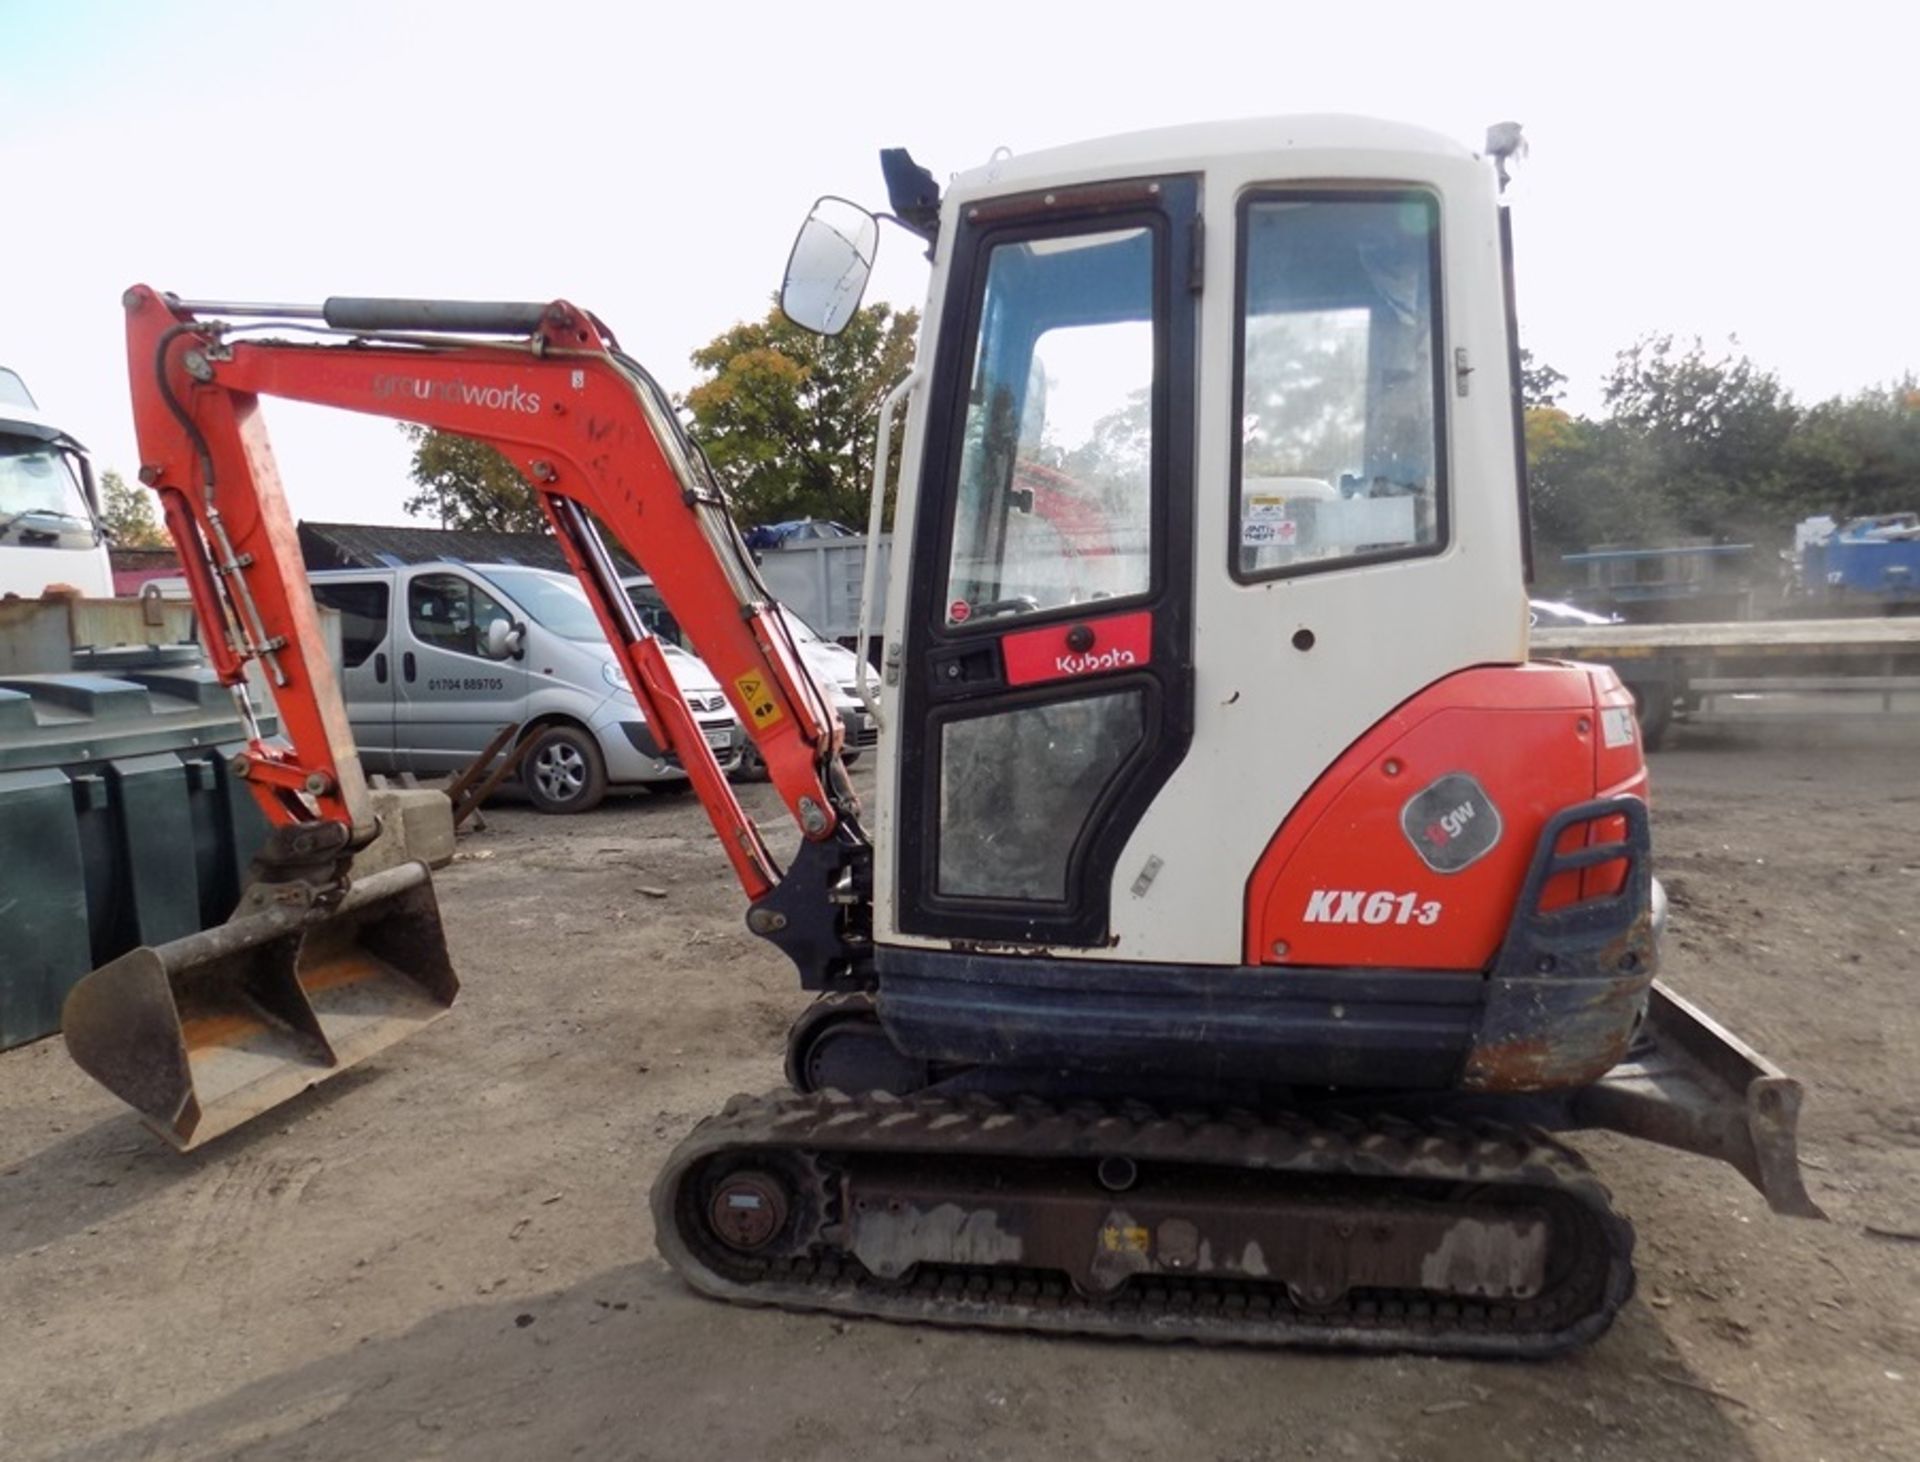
[65,288,870,1148]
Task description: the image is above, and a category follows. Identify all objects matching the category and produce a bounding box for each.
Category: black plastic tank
[0,653,271,1048]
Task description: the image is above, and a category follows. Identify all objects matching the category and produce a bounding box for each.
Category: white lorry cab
[308,561,745,812]
[0,368,113,599]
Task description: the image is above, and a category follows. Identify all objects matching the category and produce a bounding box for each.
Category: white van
[621,574,879,772]
[309,562,744,813]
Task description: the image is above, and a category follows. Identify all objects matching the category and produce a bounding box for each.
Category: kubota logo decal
[371,373,543,414]
[1055,647,1138,676]
[1303,890,1442,926]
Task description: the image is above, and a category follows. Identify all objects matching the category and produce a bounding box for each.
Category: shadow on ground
[0,1066,383,1263]
[48,1262,1758,1462]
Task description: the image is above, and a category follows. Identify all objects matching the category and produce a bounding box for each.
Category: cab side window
[1233,190,1447,579]
[312,581,389,669]
[408,573,509,658]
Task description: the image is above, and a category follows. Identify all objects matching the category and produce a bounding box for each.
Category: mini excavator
[65,117,1819,1355]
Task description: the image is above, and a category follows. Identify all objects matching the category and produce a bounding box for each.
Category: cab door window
[943,224,1157,626]
[407,573,509,658]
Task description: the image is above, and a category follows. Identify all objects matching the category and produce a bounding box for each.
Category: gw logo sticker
[1401,772,1503,874]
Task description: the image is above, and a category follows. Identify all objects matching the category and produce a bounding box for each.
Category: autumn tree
[400,424,544,532]
[97,469,168,547]
[683,300,919,527]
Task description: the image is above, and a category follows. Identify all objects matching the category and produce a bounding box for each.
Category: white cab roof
[946,114,1479,203]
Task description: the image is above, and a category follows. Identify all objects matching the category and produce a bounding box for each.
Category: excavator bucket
[61,861,458,1151]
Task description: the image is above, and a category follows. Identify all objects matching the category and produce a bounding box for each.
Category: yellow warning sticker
[1100,1224,1150,1254]
[733,672,784,729]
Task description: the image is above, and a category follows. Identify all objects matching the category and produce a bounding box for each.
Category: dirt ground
[3,725,1918,1462]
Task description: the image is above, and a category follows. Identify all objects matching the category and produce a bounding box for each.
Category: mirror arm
[875,212,939,262]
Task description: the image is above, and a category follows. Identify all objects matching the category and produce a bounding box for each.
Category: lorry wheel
[1626,682,1672,752]
[524,725,608,814]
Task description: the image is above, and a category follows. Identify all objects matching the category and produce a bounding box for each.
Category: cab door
[395,568,527,773]
[895,177,1199,946]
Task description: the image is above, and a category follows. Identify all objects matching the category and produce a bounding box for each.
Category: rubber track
[650,1088,1637,1358]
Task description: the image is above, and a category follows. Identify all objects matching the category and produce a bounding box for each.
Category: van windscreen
[480,567,606,643]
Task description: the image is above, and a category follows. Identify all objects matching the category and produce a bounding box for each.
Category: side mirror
[780,197,878,336]
[483,618,524,660]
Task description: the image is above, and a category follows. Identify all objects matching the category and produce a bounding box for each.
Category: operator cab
[782,118,1527,962]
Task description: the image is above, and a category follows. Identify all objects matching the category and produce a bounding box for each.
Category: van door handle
[403,651,417,682]
[375,652,389,684]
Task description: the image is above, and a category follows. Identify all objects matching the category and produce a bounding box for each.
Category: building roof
[298,521,639,575]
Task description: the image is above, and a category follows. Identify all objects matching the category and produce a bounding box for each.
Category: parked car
[1528,598,1623,629]
[621,575,880,774]
[308,562,743,813]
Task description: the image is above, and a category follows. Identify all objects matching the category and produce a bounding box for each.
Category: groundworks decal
[1400,772,1503,874]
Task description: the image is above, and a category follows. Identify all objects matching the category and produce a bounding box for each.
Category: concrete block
[354,787,457,875]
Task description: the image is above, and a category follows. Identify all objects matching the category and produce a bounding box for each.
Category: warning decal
[732,672,784,729]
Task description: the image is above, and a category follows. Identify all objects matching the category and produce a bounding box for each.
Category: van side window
[408,573,509,658]
[312,581,390,668]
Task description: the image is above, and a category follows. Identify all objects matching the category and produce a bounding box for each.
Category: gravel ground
[1,725,1917,1461]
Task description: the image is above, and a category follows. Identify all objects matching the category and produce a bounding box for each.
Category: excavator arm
[65,287,873,1150]
[123,285,862,910]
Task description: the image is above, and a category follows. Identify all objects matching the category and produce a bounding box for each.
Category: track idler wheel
[706,1170,791,1252]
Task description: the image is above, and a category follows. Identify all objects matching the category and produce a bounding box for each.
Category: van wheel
[524,725,608,814]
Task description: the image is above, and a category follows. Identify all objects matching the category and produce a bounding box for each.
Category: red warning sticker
[947,599,971,624]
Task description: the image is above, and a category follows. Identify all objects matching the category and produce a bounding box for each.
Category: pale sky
[4,0,1914,526]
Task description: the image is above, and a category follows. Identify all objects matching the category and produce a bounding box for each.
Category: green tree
[1779,377,1920,523]
[98,469,168,547]
[1518,349,1567,410]
[1525,334,1920,569]
[401,424,545,532]
[1600,333,1798,542]
[683,299,920,527]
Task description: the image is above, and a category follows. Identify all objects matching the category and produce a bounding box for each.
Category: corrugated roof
[297,521,639,574]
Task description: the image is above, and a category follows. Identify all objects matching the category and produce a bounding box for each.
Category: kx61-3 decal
[1303,890,1442,926]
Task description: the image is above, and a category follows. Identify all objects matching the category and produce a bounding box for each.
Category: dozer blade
[1574,981,1824,1219]
[62,861,458,1151]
